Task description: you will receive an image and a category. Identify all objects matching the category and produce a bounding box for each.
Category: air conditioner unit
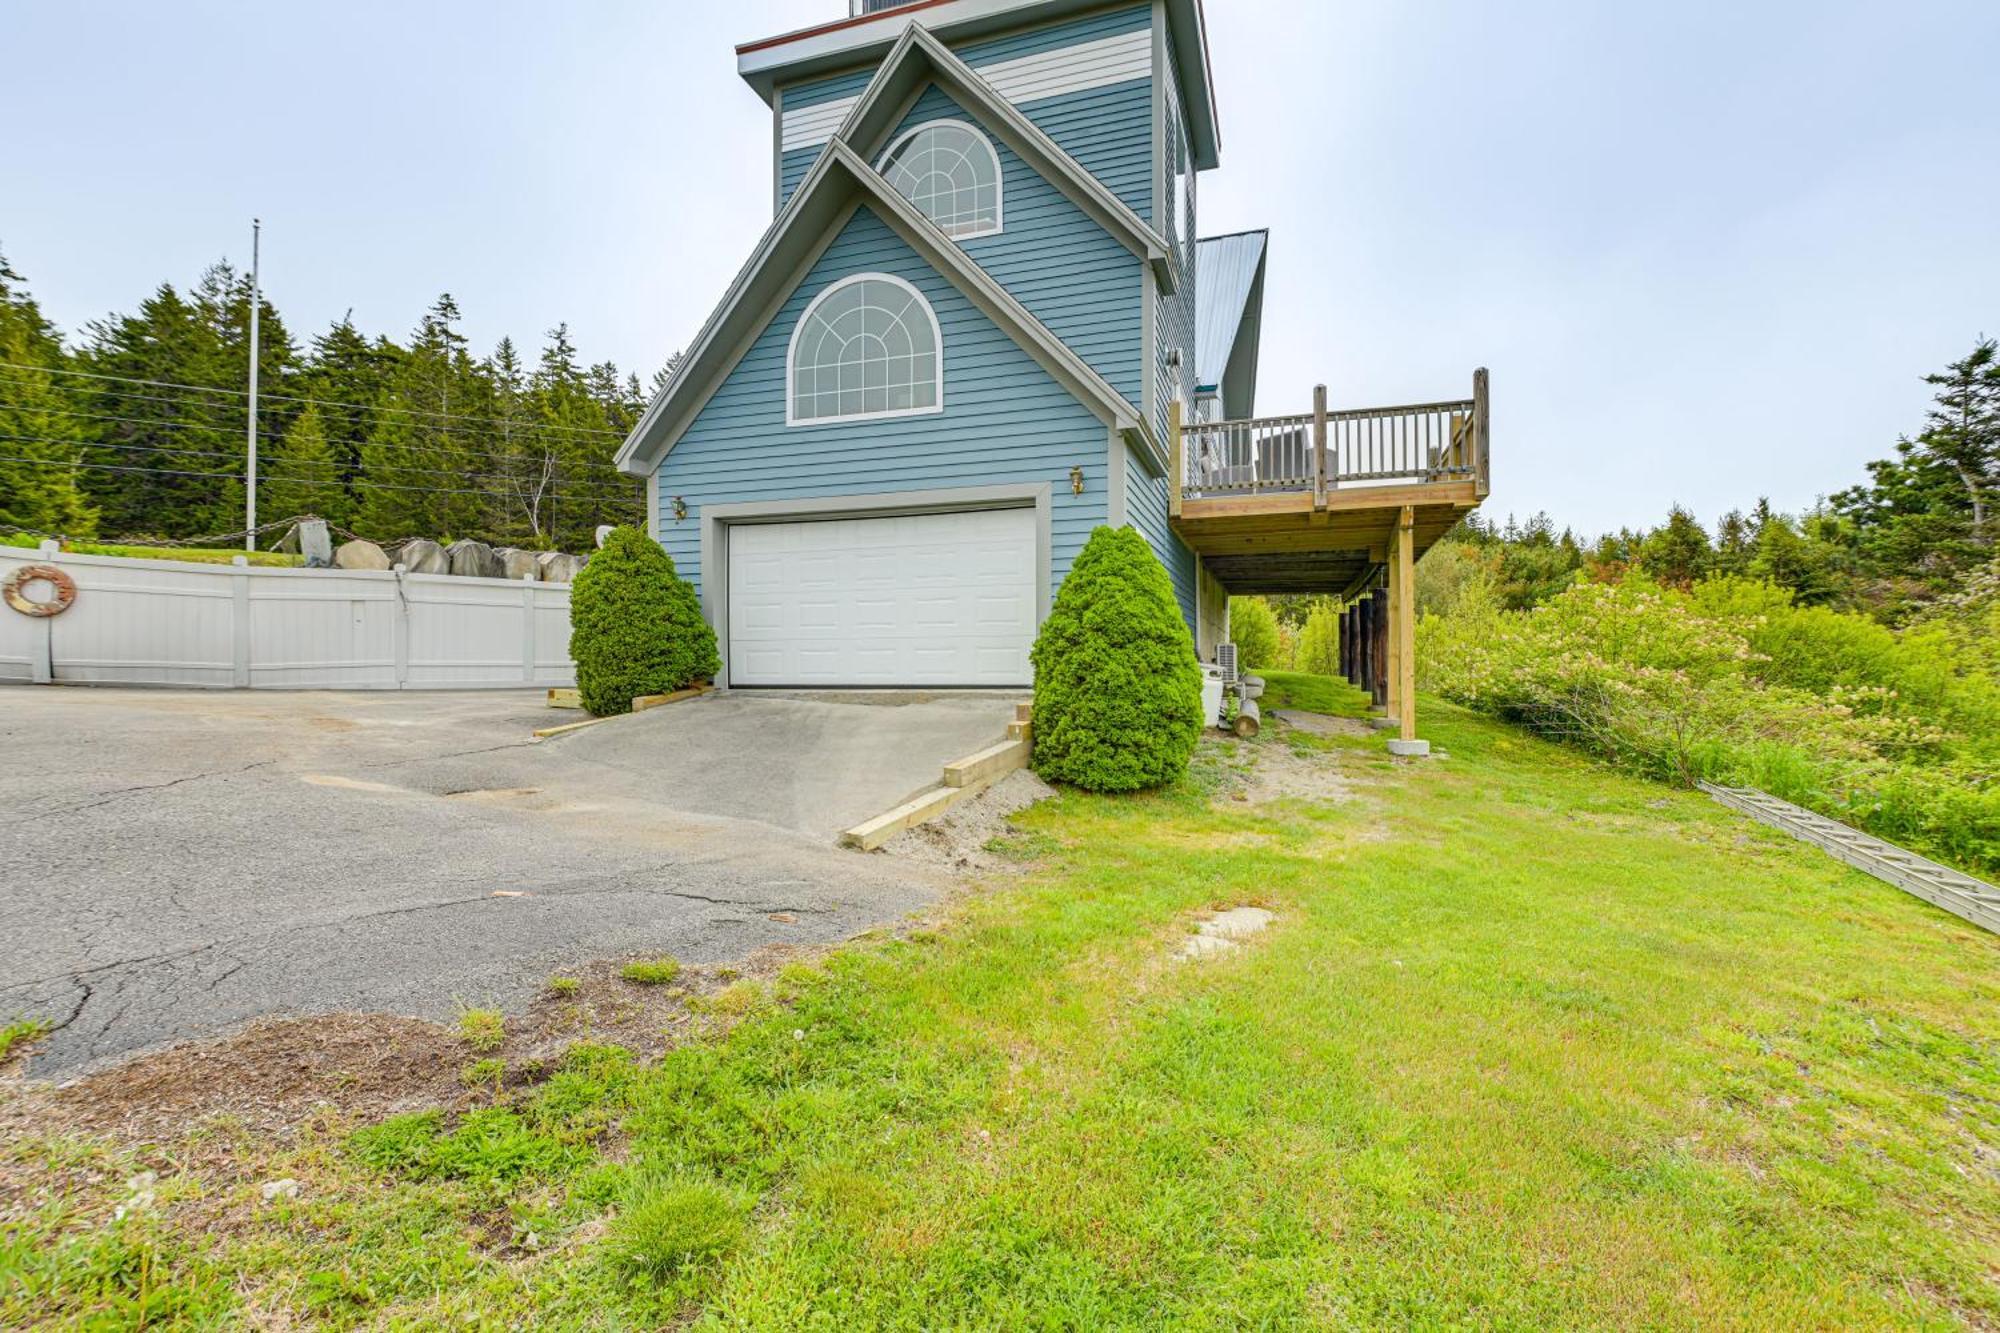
[1216,642,1238,686]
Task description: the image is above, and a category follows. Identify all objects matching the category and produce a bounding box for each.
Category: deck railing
[1174,368,1490,504]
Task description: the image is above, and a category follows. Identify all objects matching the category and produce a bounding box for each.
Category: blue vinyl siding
[1124,441,1196,630]
[779,146,821,206]
[886,85,1143,406]
[1014,82,1154,222]
[653,205,1108,611]
[783,67,876,108]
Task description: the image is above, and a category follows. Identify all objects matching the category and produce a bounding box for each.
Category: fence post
[27,543,58,684]
[231,556,252,688]
[391,565,410,688]
[521,574,537,683]
[1312,383,1328,506]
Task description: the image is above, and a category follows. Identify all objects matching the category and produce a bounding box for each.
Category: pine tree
[1636,505,1712,588]
[77,261,294,539]
[1920,337,1999,542]
[261,403,348,526]
[0,253,97,537]
[357,295,479,542]
[300,315,399,490]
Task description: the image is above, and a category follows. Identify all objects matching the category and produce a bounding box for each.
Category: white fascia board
[1163,0,1219,170]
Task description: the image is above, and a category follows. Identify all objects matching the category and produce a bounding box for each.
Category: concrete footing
[1368,716,1398,731]
[1386,738,1432,757]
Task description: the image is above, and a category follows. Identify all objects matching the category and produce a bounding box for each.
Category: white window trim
[785,271,946,429]
[876,118,1005,240]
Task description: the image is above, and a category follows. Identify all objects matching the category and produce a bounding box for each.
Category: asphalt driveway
[0,687,1016,1074]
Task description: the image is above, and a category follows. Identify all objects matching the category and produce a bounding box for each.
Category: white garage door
[727,507,1036,687]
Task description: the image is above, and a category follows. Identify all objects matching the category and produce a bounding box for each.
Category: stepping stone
[1175,905,1275,961]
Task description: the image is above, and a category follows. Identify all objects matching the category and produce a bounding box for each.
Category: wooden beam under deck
[1172,482,1476,595]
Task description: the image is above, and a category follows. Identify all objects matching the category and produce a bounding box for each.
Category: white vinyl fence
[0,544,575,690]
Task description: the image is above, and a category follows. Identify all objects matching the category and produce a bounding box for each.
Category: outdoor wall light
[1069,465,1085,495]
[672,495,688,521]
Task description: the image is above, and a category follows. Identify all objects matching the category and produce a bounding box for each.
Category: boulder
[446,538,501,579]
[537,551,583,584]
[497,547,542,581]
[332,539,391,571]
[396,538,449,575]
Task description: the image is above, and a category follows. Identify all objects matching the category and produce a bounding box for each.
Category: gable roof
[835,24,1176,293]
[615,138,1150,478]
[1194,229,1267,413]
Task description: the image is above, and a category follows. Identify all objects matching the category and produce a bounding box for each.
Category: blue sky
[6,0,1996,533]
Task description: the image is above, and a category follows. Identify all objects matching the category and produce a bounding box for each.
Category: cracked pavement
[1,687,1015,1074]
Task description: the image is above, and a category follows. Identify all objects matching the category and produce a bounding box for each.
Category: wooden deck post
[1473,367,1491,499]
[1168,397,1184,519]
[1395,505,1418,742]
[1385,542,1401,722]
[1312,383,1328,508]
[1370,587,1389,709]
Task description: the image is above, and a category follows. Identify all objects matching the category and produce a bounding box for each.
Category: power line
[6,397,636,474]
[0,452,647,503]
[0,430,639,493]
[0,360,633,438]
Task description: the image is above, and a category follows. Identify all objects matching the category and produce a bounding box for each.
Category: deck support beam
[1388,505,1425,753]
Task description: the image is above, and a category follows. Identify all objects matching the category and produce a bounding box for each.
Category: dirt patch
[1225,723,1355,808]
[1269,709,1372,739]
[0,941,839,1158]
[880,769,1054,873]
[0,1014,463,1143]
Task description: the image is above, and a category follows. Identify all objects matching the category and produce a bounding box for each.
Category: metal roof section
[615,141,1148,478]
[834,23,1175,291]
[738,0,1220,170]
[1194,229,1267,404]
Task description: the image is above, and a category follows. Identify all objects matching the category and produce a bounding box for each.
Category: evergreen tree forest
[0,249,658,553]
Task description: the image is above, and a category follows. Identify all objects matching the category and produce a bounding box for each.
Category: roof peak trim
[615,141,1149,477]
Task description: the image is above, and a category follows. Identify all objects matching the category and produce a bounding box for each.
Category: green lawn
[5,693,1997,1329]
[1256,668,1376,717]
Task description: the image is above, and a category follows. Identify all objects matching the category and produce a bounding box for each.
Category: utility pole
[244,218,262,550]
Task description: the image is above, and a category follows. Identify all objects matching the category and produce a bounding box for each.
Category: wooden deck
[1169,369,1489,598]
[1168,370,1490,745]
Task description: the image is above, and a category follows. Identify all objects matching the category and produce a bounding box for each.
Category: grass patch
[0,1017,50,1062]
[606,1176,749,1285]
[546,975,581,997]
[1257,667,1375,717]
[7,682,1997,1327]
[457,1007,504,1052]
[619,958,681,986]
[2,532,303,566]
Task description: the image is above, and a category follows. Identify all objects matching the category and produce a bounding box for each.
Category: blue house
[618,0,1488,728]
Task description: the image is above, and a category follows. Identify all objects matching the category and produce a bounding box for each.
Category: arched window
[787,273,943,425]
[878,120,1003,238]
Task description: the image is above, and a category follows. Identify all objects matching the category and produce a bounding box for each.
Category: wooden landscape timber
[1701,783,2000,936]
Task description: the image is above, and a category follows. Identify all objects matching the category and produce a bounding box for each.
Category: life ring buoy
[3,564,77,618]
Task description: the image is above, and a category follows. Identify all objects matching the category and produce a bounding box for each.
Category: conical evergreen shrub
[568,526,718,716]
[1030,525,1204,791]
